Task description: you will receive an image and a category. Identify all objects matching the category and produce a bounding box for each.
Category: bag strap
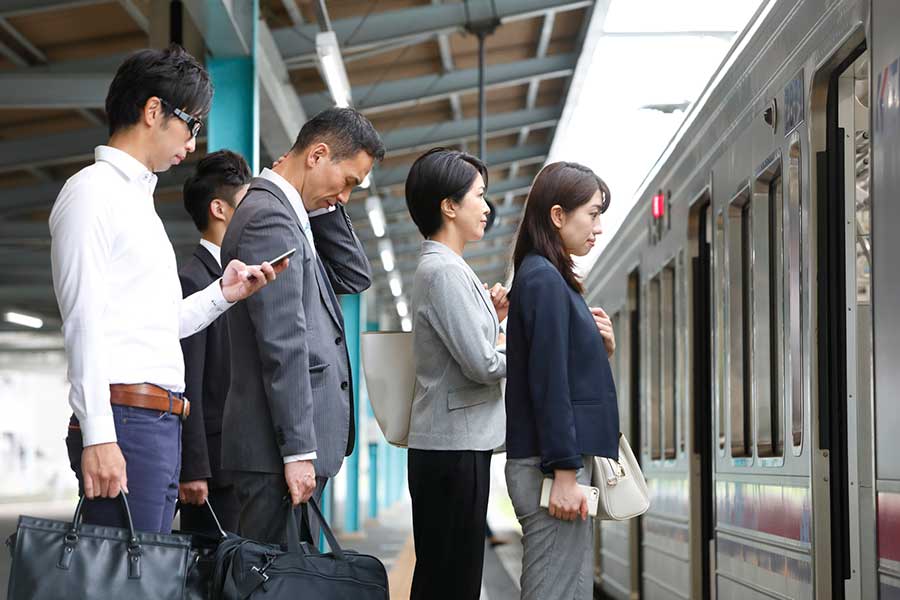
[283,497,346,560]
[61,494,142,578]
[174,498,228,540]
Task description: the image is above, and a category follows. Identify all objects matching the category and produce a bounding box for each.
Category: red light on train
[652,193,665,219]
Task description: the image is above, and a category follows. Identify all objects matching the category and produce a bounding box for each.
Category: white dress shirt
[50,146,234,447]
[256,167,321,464]
[199,238,222,268]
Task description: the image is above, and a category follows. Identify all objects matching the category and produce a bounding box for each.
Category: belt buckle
[180,398,190,422]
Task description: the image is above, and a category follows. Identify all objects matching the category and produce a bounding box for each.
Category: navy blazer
[179,244,230,484]
[505,253,620,473]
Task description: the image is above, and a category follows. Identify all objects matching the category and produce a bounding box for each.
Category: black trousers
[231,471,328,546]
[408,449,492,600]
[178,483,240,535]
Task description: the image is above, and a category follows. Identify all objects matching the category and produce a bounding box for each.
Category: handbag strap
[174,498,228,540]
[61,493,143,578]
[283,497,346,560]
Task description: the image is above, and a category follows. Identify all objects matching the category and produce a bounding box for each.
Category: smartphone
[539,477,600,518]
[247,248,296,281]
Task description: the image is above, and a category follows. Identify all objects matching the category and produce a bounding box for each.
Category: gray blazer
[408,240,506,451]
[220,178,371,478]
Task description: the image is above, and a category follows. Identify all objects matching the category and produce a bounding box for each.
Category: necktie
[301,220,316,256]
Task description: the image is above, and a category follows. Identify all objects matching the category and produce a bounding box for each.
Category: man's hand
[179,480,209,506]
[548,470,588,522]
[284,460,316,506]
[591,307,615,357]
[81,442,127,499]
[221,259,287,303]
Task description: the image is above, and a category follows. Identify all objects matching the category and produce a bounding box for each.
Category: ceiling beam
[273,0,592,65]
[301,53,577,116]
[382,106,560,157]
[0,1,102,18]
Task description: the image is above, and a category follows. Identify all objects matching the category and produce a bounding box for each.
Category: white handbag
[591,433,650,521]
[360,331,415,447]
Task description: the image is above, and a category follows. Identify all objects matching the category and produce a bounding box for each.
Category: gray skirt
[505,456,594,600]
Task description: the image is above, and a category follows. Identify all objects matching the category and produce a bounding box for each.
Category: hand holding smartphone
[247,248,295,281]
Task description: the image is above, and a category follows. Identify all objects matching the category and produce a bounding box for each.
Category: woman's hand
[591,307,615,357]
[548,470,588,521]
[485,282,510,322]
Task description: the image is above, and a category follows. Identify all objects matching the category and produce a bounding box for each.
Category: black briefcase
[175,499,232,600]
[211,498,388,599]
[5,493,193,600]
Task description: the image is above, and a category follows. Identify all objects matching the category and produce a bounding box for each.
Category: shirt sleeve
[50,180,117,447]
[178,279,234,339]
[283,452,318,463]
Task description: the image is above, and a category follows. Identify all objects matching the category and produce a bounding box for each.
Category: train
[582,0,900,598]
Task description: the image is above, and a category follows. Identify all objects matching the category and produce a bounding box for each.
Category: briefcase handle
[284,497,346,561]
[174,498,228,541]
[61,493,144,578]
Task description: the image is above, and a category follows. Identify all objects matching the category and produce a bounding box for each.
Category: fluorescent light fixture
[389,272,402,297]
[5,311,43,329]
[366,195,386,238]
[378,239,395,272]
[396,299,408,318]
[401,317,412,332]
[316,31,352,108]
[359,174,372,189]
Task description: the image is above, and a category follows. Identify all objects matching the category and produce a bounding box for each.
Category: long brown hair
[512,161,611,293]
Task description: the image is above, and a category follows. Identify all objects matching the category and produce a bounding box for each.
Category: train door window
[677,250,687,455]
[788,136,803,451]
[753,156,785,458]
[714,208,726,454]
[727,188,752,458]
[649,276,662,460]
[662,264,676,459]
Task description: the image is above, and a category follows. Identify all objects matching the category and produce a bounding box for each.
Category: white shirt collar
[258,168,309,229]
[199,238,222,267]
[94,145,158,196]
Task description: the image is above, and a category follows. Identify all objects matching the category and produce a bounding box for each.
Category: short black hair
[291,107,385,162]
[183,150,252,232]
[405,147,489,238]
[105,44,213,137]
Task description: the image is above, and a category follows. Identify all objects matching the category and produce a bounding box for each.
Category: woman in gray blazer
[404,148,508,600]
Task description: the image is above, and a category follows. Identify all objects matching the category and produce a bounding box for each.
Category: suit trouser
[66,405,181,534]
[178,482,240,535]
[505,456,594,600]
[231,471,328,545]
[407,448,492,600]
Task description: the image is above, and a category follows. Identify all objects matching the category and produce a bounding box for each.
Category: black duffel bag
[5,493,193,599]
[211,497,388,600]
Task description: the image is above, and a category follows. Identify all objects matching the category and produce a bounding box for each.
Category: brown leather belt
[109,383,191,421]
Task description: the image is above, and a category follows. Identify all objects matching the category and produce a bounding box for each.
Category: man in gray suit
[221,108,384,543]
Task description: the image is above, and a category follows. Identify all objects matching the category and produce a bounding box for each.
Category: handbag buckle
[251,566,270,584]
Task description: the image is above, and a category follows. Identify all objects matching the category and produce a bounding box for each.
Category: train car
[584,0,900,598]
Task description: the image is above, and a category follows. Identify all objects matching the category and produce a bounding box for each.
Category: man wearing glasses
[50,45,285,534]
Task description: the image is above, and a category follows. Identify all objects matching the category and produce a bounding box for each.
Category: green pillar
[341,294,362,532]
[206,1,258,171]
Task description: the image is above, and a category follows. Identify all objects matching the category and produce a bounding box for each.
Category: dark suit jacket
[505,252,620,473]
[220,177,371,478]
[179,244,230,484]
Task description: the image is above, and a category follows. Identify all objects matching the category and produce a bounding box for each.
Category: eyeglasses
[159,98,203,138]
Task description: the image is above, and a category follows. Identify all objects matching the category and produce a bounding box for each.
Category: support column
[341,293,363,533]
[205,2,259,172]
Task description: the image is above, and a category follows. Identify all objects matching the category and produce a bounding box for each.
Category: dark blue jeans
[66,404,182,534]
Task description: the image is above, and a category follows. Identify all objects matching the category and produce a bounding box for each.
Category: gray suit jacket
[220,178,371,478]
[407,240,506,451]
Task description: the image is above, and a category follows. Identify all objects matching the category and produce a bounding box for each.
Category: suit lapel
[194,244,222,278]
[248,178,343,331]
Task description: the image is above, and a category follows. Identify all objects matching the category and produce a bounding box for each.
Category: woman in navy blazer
[504,161,618,600]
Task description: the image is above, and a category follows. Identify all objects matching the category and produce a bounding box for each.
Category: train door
[628,269,643,600]
[688,197,714,600]
[818,44,876,599]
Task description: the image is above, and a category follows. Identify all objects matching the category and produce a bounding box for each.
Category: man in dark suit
[221,108,384,544]
[178,150,252,534]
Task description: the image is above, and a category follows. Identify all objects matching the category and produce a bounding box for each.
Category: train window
[753,156,785,458]
[677,250,687,455]
[788,138,803,450]
[714,208,726,454]
[661,264,676,459]
[649,276,662,460]
[727,188,752,457]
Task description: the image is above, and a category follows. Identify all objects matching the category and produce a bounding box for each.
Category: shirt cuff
[205,278,236,312]
[80,415,118,447]
[308,206,337,218]
[283,452,317,463]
